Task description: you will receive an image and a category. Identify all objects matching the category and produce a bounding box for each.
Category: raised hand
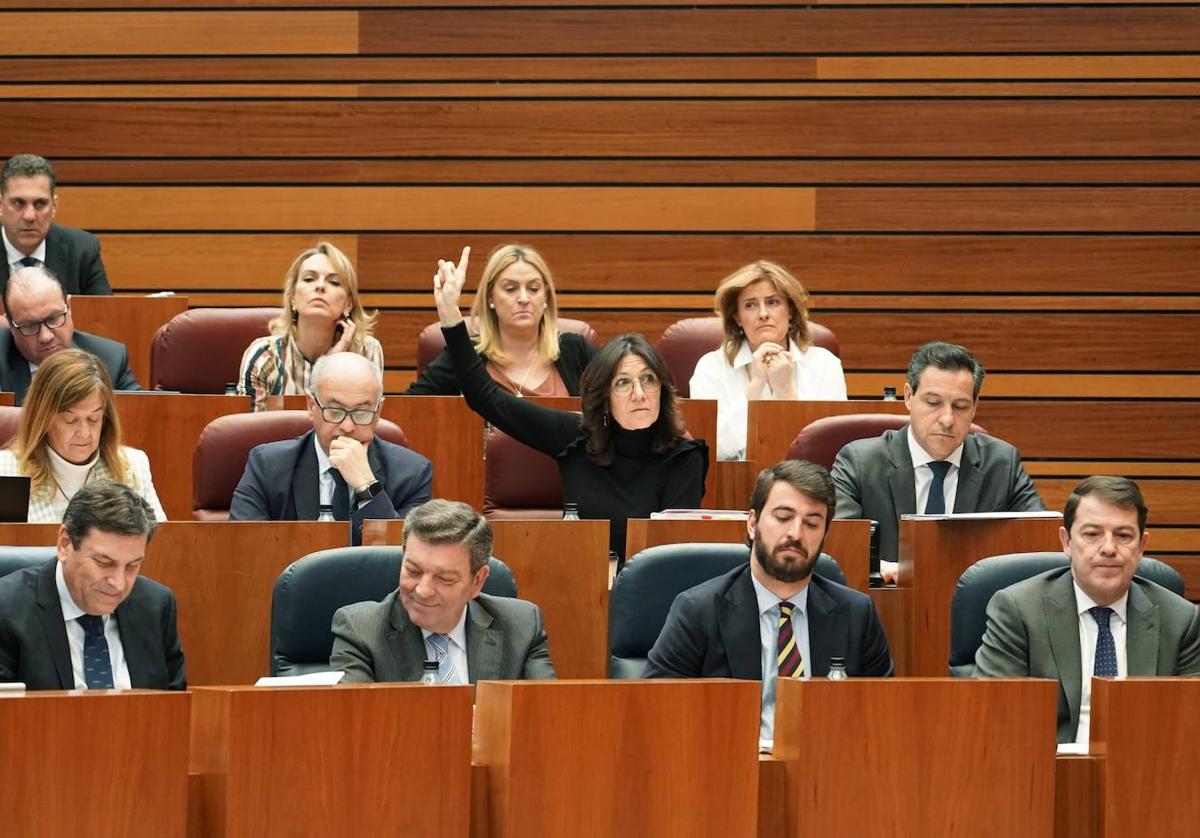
[433,245,471,327]
[328,315,357,354]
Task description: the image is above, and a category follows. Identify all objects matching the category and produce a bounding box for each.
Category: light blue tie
[425,633,457,684]
[1091,607,1118,677]
[78,614,115,690]
[925,460,952,514]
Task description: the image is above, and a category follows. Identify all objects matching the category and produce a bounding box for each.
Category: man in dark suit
[644,460,892,747]
[0,481,185,690]
[1,265,139,404]
[230,351,433,544]
[1,154,111,296]
[331,498,556,683]
[832,341,1045,582]
[976,476,1200,744]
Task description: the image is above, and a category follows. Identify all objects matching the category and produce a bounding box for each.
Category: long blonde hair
[269,241,378,352]
[469,243,561,366]
[11,349,127,496]
[713,260,811,365]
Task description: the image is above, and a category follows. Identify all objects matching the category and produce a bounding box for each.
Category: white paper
[901,511,1063,522]
[651,509,748,521]
[0,682,26,694]
[1056,742,1089,755]
[255,671,345,687]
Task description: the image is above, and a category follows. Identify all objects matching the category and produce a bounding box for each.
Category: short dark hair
[748,460,837,522]
[1063,476,1148,534]
[62,481,157,550]
[578,333,685,466]
[402,499,493,574]
[907,341,985,400]
[3,264,67,321]
[2,153,56,195]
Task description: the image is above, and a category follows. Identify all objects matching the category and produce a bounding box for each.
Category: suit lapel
[366,439,387,485]
[6,337,33,403]
[886,428,917,518]
[465,599,502,684]
[43,227,68,283]
[34,561,74,688]
[114,591,153,688]
[805,579,845,678]
[717,567,764,680]
[1041,573,1083,732]
[1125,582,1160,676]
[952,436,984,512]
[292,432,321,520]
[386,596,429,682]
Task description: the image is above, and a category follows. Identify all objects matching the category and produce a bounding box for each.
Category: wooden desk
[191,684,473,838]
[71,294,189,388]
[1092,677,1200,837]
[0,690,190,838]
[625,517,873,592]
[746,399,908,466]
[773,678,1057,837]
[380,395,486,505]
[476,679,760,838]
[897,515,1062,676]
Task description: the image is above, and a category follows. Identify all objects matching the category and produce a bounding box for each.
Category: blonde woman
[691,261,847,461]
[0,349,166,521]
[237,241,383,411]
[406,243,595,396]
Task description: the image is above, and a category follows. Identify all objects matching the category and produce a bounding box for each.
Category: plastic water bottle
[882,386,898,401]
[562,502,580,521]
[317,504,335,523]
[827,656,849,680]
[421,660,439,686]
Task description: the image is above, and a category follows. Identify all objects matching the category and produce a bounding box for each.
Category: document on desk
[0,682,26,695]
[1056,742,1089,755]
[902,511,1063,521]
[255,672,345,687]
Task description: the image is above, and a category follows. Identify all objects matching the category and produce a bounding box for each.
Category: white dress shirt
[55,561,132,690]
[907,427,965,514]
[1072,580,1128,745]
[751,572,811,750]
[421,606,470,685]
[691,338,847,461]
[2,226,46,275]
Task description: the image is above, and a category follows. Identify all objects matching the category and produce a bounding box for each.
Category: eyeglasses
[9,307,68,336]
[312,395,380,425]
[611,372,662,396]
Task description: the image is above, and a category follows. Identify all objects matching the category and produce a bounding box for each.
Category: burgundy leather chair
[656,316,841,398]
[415,317,599,374]
[192,410,409,520]
[150,307,281,394]
[787,413,988,471]
[482,428,563,520]
[0,406,22,448]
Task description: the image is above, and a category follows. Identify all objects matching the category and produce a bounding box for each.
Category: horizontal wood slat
[976,402,1200,461]
[1034,479,1200,526]
[18,0,1200,7]
[11,101,1200,158]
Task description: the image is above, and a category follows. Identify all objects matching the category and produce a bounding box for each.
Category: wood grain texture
[70,295,188,388]
[1055,756,1101,838]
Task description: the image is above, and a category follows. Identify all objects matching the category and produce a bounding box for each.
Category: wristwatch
[354,480,383,503]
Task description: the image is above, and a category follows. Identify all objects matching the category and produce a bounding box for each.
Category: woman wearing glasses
[237,241,383,411]
[432,247,707,562]
[0,349,166,522]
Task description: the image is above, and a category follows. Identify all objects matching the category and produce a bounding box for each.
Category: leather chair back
[192,410,408,520]
[949,551,1185,677]
[656,316,840,398]
[270,546,518,676]
[415,317,599,374]
[608,542,847,678]
[150,307,280,393]
[483,428,563,520]
[787,414,989,471]
[0,546,56,578]
[0,405,22,448]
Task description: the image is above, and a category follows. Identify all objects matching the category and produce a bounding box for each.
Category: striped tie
[777,601,804,679]
[425,633,457,684]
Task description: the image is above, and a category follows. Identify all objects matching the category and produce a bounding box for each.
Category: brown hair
[1063,476,1148,534]
[713,260,811,365]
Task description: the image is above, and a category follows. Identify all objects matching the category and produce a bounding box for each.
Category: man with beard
[644,459,893,747]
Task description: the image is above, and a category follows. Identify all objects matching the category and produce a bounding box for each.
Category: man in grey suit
[831,341,1044,582]
[330,498,556,683]
[0,266,139,404]
[1,154,111,296]
[975,476,1200,744]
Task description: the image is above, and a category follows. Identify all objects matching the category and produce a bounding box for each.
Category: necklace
[513,363,536,398]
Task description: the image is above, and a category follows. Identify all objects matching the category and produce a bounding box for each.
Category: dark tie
[1090,606,1118,677]
[777,601,804,678]
[924,460,952,514]
[18,255,39,268]
[329,469,350,521]
[78,614,115,690]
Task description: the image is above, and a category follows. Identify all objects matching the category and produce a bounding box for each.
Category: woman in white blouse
[691,260,847,460]
[0,349,166,522]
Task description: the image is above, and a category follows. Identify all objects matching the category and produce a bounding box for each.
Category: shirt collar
[1072,577,1129,624]
[732,337,802,371]
[750,567,810,617]
[312,432,333,477]
[55,558,87,622]
[2,226,47,266]
[906,425,965,471]
[420,602,470,652]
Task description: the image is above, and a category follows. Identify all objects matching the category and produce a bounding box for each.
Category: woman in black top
[433,246,708,560]
[407,242,596,396]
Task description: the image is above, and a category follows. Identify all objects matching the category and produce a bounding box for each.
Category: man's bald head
[4,265,74,365]
[307,352,384,454]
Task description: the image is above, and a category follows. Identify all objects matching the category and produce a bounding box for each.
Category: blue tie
[1091,607,1118,677]
[924,460,952,514]
[78,614,115,690]
[328,469,350,521]
[425,633,458,684]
